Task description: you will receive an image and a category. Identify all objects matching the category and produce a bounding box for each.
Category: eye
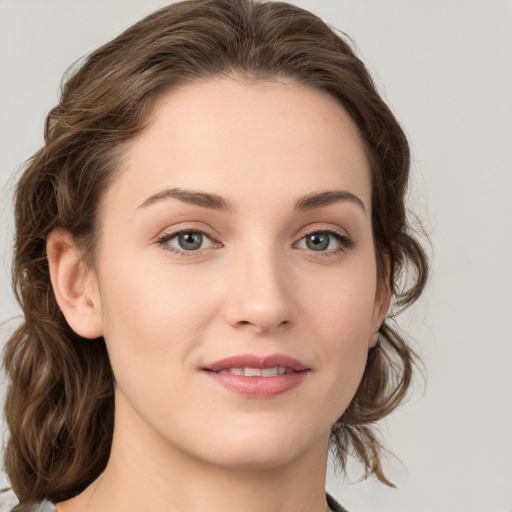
[296,230,353,252]
[158,230,215,253]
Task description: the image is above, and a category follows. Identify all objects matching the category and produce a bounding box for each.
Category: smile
[203,354,310,398]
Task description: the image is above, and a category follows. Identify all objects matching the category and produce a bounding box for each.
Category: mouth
[214,367,295,376]
[202,354,310,398]
[203,353,309,373]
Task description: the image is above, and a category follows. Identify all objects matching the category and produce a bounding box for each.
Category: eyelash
[156,228,220,257]
[298,228,354,257]
[156,227,354,257]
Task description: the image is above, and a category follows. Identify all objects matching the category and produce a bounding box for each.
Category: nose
[223,246,297,334]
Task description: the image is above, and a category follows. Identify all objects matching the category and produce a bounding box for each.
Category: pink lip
[202,354,310,399]
[204,354,309,372]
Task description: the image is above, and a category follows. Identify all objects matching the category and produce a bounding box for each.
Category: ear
[369,253,392,348]
[46,229,103,339]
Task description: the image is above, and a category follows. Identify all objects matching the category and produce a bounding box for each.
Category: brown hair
[3,0,428,507]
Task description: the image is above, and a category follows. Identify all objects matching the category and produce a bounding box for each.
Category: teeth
[244,367,261,377]
[262,367,287,376]
[217,367,288,377]
[217,368,243,375]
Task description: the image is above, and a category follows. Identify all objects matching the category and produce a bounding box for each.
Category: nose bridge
[224,238,296,333]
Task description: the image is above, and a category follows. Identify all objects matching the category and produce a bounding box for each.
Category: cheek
[301,258,377,395]
[96,260,225,428]
[304,258,378,338]
[97,257,220,374]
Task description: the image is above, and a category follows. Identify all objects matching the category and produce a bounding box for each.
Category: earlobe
[46,229,103,339]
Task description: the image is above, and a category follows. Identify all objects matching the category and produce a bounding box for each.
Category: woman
[3,0,428,511]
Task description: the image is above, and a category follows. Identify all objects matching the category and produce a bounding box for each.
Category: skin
[48,78,390,512]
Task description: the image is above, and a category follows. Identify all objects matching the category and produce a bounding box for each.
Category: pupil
[179,231,202,250]
[306,233,329,251]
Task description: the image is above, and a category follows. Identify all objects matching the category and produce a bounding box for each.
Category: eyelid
[155,222,219,241]
[300,225,350,238]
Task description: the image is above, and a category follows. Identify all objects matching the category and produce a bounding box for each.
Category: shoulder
[3,501,57,512]
[26,502,57,512]
[326,492,350,512]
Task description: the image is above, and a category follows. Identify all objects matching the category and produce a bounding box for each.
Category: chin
[203,446,305,472]
[189,422,328,471]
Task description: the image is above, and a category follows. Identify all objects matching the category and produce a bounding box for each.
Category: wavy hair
[3,0,428,507]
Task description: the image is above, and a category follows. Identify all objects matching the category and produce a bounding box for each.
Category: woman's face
[89,78,388,470]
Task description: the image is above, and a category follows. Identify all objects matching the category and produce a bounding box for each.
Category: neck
[59,394,332,512]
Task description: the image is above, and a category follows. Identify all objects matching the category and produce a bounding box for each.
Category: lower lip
[204,370,309,398]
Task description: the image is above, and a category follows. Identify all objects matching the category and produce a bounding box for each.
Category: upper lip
[203,354,310,372]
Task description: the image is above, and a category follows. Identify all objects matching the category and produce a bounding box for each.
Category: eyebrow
[137,187,366,214]
[294,190,366,213]
[137,187,236,212]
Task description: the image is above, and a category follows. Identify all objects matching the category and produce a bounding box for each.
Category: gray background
[1,1,511,511]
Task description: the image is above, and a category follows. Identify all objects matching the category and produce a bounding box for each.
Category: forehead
[107,78,372,214]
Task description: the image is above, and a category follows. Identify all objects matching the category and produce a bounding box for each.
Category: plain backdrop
[0,1,511,511]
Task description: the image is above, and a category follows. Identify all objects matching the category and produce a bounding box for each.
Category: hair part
[3,0,428,506]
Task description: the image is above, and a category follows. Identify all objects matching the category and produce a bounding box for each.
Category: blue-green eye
[305,232,330,251]
[296,231,352,252]
[160,230,214,252]
[176,231,203,250]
